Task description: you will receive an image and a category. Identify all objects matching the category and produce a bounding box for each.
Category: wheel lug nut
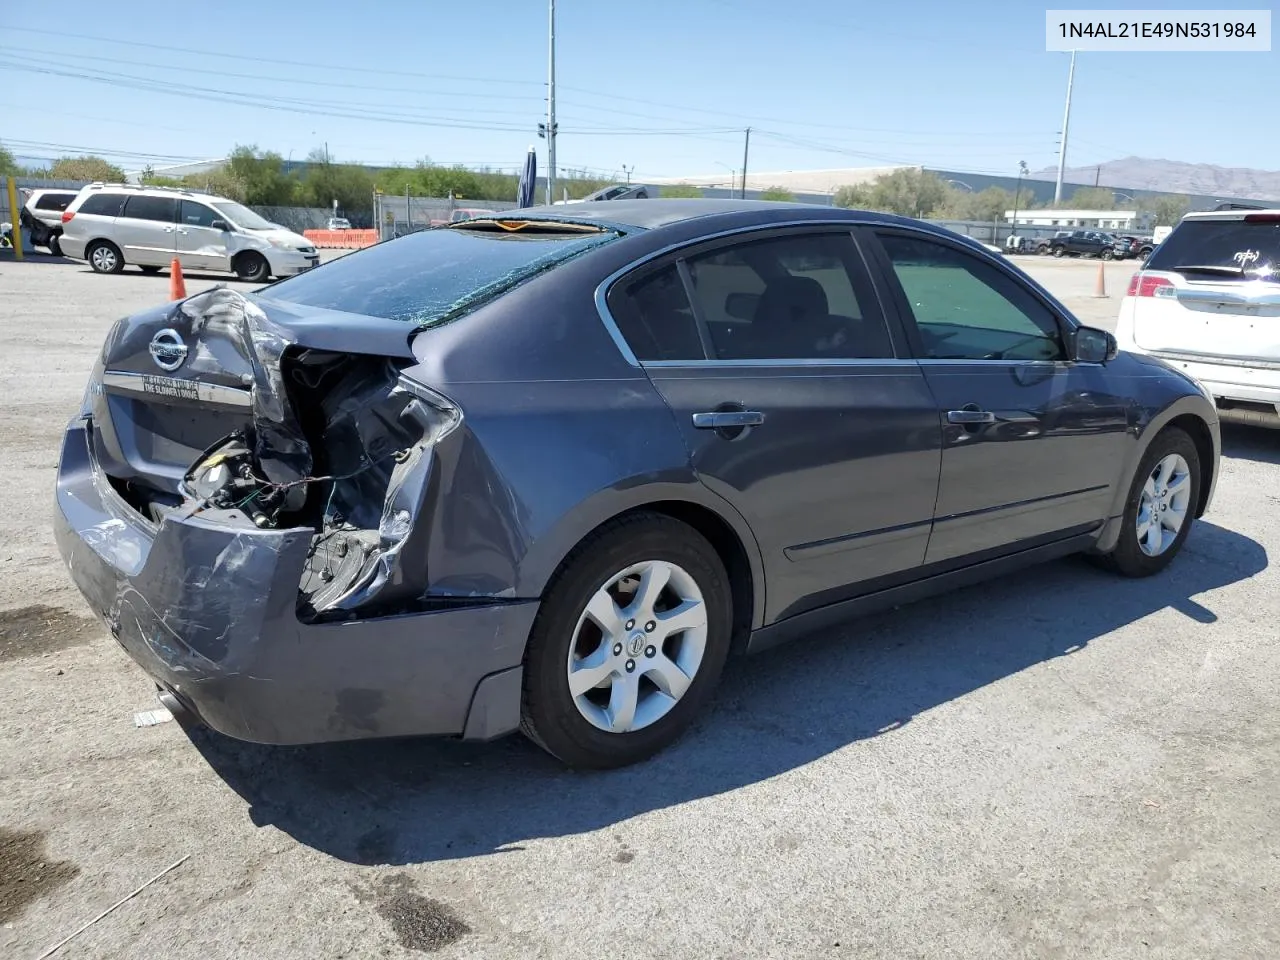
[612,643,623,656]
[625,659,636,673]
[625,619,635,630]
[644,621,656,632]
[645,645,656,658]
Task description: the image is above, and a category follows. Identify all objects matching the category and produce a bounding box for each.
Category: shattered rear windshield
[259,224,619,325]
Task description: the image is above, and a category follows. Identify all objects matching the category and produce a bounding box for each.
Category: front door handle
[947,409,996,424]
[692,410,765,429]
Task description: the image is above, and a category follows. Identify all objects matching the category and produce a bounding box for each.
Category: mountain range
[1030,156,1280,201]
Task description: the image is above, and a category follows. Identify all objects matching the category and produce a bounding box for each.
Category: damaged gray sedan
[55,200,1220,769]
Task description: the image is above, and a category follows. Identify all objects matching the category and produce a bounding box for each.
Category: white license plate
[141,375,199,401]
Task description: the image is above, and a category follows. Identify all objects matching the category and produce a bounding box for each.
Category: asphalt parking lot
[1,251,1277,960]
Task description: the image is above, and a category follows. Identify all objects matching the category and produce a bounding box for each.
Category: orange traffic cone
[169,258,186,300]
[1092,259,1108,298]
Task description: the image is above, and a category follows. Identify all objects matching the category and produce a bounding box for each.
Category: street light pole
[740,127,751,200]
[546,0,558,205]
[1012,160,1028,237]
[1054,49,1077,204]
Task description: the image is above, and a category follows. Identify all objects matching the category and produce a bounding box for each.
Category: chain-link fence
[371,194,518,240]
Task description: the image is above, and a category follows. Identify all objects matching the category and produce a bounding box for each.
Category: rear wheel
[86,241,124,274]
[1052,246,1065,257]
[47,235,62,257]
[233,251,271,282]
[1092,426,1200,577]
[520,513,733,769]
[1102,248,1114,260]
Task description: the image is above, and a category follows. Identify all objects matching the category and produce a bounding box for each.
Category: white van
[59,183,319,281]
[1114,209,1280,428]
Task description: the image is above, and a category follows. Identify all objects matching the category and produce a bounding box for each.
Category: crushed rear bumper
[53,416,537,745]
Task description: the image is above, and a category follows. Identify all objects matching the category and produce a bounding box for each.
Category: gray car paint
[54,200,1221,747]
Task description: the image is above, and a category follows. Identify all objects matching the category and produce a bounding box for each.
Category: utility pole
[740,127,751,200]
[1012,160,1028,239]
[622,164,633,185]
[546,0,558,206]
[1054,50,1076,204]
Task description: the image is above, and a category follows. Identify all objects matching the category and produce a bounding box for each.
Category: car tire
[233,252,271,282]
[1102,249,1114,260]
[520,512,734,770]
[86,241,124,274]
[1052,247,1065,257]
[1092,426,1201,578]
[47,236,61,257]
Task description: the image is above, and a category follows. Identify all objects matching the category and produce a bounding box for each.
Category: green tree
[660,184,703,199]
[298,148,374,214]
[48,155,126,182]
[1067,186,1116,209]
[842,169,949,218]
[833,183,875,209]
[760,186,795,201]
[0,142,18,178]
[1141,194,1191,226]
[225,145,297,205]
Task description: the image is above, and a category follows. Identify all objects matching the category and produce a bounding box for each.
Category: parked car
[20,188,79,256]
[556,184,655,204]
[59,183,319,281]
[54,200,1220,770]
[326,217,352,230]
[1035,231,1071,255]
[1049,230,1128,259]
[1115,207,1280,428]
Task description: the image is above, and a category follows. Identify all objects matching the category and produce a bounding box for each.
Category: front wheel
[1092,426,1200,577]
[233,251,271,282]
[520,513,733,769]
[1052,246,1065,257]
[1102,249,1114,260]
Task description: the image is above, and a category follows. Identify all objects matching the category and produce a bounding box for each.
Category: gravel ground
[1,250,1277,960]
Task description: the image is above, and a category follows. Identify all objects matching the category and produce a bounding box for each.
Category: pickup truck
[1048,230,1128,260]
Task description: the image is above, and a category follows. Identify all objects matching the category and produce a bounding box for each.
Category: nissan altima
[54,200,1220,769]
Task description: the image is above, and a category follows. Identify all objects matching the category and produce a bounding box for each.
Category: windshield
[260,224,618,325]
[211,201,276,231]
[1146,219,1280,281]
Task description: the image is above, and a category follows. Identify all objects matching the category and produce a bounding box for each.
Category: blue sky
[1,1,1275,182]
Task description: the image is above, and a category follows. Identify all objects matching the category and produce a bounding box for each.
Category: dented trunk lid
[90,289,417,499]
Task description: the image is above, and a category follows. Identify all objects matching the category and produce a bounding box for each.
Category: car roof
[1182,208,1280,221]
[464,198,924,232]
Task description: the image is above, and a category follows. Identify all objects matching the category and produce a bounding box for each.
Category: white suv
[59,183,319,281]
[1115,209,1280,429]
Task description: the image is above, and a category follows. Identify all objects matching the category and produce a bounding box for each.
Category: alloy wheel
[1136,453,1192,557]
[91,245,117,272]
[566,559,708,734]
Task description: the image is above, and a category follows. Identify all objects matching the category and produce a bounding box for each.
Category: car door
[868,228,1130,565]
[176,200,233,272]
[605,226,942,623]
[116,195,178,265]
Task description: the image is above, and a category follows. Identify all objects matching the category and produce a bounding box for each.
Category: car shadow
[1221,424,1280,465]
[188,519,1266,866]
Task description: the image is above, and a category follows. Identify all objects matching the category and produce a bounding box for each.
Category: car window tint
[35,193,75,211]
[78,193,127,217]
[180,201,218,228]
[1146,219,1280,280]
[683,233,893,361]
[122,195,177,222]
[879,233,1065,362]
[610,264,704,361]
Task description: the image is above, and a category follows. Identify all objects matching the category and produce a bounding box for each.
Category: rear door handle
[947,409,995,424]
[692,410,765,429]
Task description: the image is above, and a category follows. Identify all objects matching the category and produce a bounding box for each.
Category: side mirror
[1073,325,1118,363]
[210,219,231,231]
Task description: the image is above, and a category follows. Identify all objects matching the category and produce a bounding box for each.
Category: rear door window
[122,195,177,222]
[1146,218,1280,281]
[77,193,127,217]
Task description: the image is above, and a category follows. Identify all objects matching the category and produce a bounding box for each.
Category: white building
[1004,208,1155,232]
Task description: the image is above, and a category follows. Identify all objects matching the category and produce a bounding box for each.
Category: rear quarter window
[77,193,127,217]
[35,193,76,211]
